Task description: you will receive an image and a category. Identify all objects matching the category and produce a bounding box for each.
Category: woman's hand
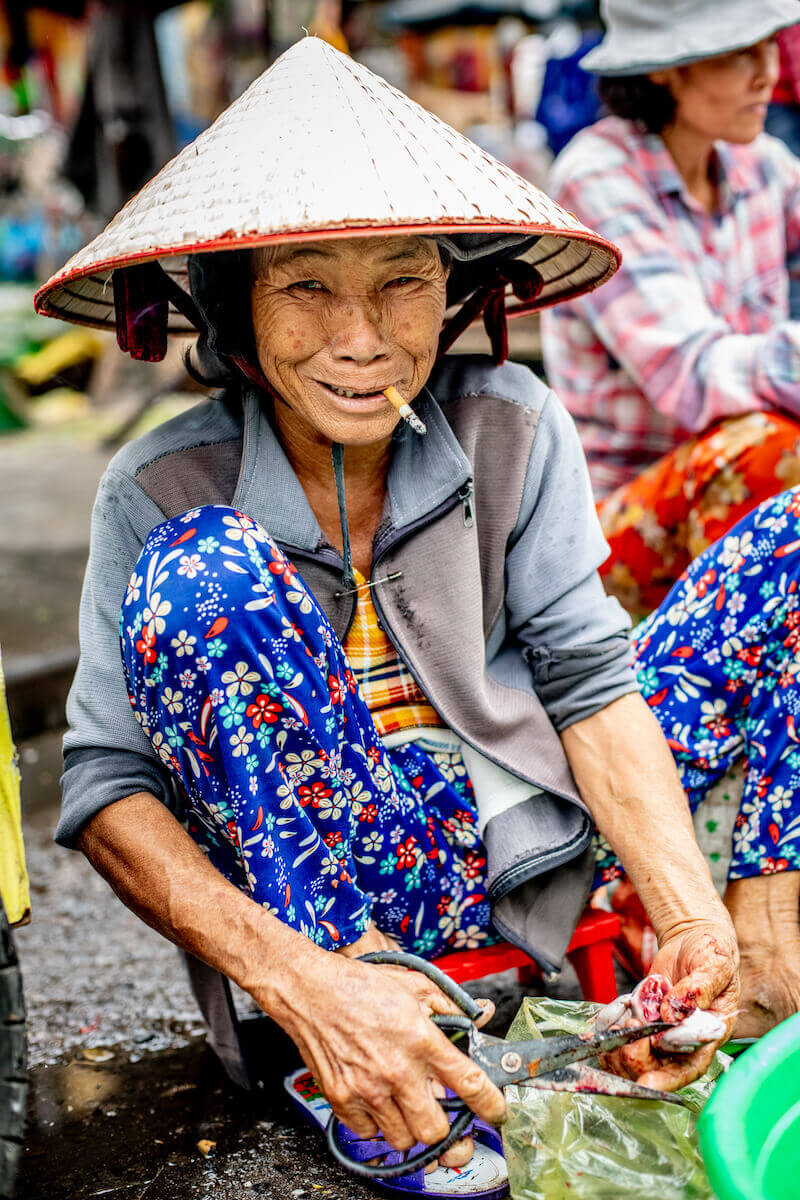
[260,943,506,1154]
[602,919,739,1091]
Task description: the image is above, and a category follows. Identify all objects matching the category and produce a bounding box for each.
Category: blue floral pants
[593,487,800,886]
[120,505,492,957]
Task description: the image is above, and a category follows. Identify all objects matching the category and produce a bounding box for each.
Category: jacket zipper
[458,481,474,527]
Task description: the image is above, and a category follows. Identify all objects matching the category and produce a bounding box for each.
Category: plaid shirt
[343,569,443,737]
[541,117,800,497]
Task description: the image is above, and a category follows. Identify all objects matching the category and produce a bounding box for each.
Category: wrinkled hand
[601,920,740,1092]
[265,947,506,1155]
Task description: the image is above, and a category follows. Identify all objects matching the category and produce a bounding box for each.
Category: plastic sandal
[284,1067,509,1197]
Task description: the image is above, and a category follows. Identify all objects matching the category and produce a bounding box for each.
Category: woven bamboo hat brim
[34,36,619,340]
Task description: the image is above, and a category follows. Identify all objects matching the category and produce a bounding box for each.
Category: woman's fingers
[430,1030,507,1127]
[636,1041,717,1093]
[439,1135,475,1168]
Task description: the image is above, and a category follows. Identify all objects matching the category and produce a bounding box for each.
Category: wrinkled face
[250,235,449,446]
[653,37,780,143]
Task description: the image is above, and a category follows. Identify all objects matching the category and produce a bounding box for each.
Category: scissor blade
[469,1023,671,1087]
[521,1063,686,1105]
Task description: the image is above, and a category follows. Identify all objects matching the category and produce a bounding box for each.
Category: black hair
[597,74,676,135]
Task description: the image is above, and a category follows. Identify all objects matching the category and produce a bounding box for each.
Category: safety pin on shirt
[334,571,403,599]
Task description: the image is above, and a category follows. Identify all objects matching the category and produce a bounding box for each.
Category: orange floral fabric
[598,411,800,617]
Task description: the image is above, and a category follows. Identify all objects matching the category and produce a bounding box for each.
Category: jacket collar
[639,129,757,214]
[233,383,471,551]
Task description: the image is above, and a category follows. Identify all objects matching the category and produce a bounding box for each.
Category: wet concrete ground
[15,787,560,1200]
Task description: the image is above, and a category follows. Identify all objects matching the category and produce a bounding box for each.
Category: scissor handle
[326,1099,475,1180]
[321,951,485,1179]
[357,950,484,1021]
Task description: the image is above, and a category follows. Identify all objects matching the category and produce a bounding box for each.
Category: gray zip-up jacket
[60,355,636,981]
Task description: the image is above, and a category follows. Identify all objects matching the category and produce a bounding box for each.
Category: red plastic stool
[431,909,620,1004]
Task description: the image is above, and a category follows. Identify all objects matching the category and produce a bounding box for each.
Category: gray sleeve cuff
[57,747,176,849]
[524,634,639,732]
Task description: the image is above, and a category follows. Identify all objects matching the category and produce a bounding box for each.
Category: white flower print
[244,581,276,612]
[171,630,196,657]
[768,785,794,811]
[142,592,171,635]
[125,573,143,605]
[230,725,254,757]
[285,750,324,779]
[210,687,225,706]
[177,554,205,579]
[179,669,196,689]
[161,687,183,715]
[728,591,746,615]
[222,513,269,551]
[451,925,488,950]
[151,731,172,765]
[195,655,211,673]
[719,531,754,571]
[221,660,261,697]
[314,792,346,821]
[280,616,304,643]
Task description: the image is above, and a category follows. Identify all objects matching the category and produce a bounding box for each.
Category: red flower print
[324,830,343,848]
[297,781,333,808]
[327,674,343,705]
[762,857,790,873]
[344,668,358,695]
[246,693,282,728]
[268,552,296,587]
[463,851,486,880]
[755,775,773,798]
[395,836,419,870]
[786,493,800,519]
[136,626,158,664]
[358,803,377,824]
[367,745,381,765]
[705,715,731,739]
[694,568,717,598]
[437,893,451,916]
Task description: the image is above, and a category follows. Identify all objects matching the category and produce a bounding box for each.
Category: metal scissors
[327,950,685,1181]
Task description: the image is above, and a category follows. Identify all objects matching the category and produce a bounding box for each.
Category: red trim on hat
[34,221,621,327]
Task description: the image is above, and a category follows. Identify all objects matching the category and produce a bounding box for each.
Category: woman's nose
[329,297,389,363]
[754,39,780,89]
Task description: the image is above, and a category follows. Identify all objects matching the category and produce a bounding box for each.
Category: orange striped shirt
[343,568,443,737]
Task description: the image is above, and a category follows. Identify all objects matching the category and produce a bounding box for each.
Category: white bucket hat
[581,0,800,76]
[34,36,619,365]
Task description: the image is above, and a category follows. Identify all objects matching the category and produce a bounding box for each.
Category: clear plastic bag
[501,997,729,1200]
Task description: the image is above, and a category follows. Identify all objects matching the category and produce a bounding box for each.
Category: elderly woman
[37,39,738,1196]
[541,0,800,619]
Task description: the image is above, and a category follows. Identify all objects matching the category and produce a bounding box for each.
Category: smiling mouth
[319,382,388,399]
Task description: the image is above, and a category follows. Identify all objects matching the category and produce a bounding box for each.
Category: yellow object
[0,650,30,926]
[15,329,103,389]
[343,567,442,737]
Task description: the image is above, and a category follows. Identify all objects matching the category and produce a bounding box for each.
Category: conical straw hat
[35,37,619,338]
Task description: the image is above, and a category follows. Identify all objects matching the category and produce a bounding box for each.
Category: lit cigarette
[383,386,427,436]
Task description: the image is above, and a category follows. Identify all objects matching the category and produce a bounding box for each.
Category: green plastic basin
[699,1012,800,1200]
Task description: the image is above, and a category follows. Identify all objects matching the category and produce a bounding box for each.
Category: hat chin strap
[438,262,543,365]
[331,442,356,590]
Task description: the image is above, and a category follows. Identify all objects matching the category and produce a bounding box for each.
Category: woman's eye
[384,276,419,289]
[288,280,326,292]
